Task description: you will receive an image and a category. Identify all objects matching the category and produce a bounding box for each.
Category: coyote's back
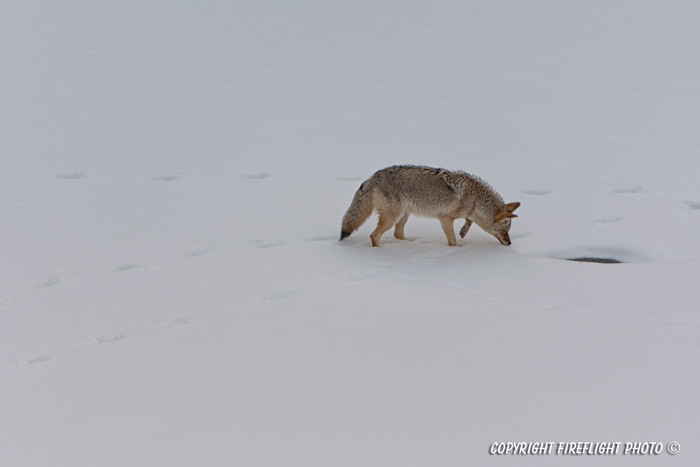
[340,165,520,247]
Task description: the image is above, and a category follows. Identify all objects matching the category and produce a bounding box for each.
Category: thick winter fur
[340,165,520,247]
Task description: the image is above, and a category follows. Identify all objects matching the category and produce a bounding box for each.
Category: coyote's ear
[505,202,521,213]
[494,209,518,222]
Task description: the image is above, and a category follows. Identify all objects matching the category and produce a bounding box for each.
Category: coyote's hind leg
[370,211,400,247]
[393,213,410,240]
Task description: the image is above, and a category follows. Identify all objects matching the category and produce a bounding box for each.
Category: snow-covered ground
[2,1,699,465]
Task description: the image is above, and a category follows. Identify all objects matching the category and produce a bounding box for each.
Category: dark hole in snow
[568,257,622,264]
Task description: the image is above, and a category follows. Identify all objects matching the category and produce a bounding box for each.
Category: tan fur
[340,165,520,247]
[494,208,519,223]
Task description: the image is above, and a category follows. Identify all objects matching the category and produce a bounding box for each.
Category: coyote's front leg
[439,217,457,246]
[459,219,473,238]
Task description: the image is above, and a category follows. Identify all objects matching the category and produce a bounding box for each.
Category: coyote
[340,165,520,247]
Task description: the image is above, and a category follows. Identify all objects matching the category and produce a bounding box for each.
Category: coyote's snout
[340,165,520,247]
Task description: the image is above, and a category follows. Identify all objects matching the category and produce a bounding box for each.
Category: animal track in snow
[183,244,227,257]
[263,289,300,301]
[241,172,272,179]
[520,189,552,196]
[26,355,52,365]
[184,247,210,257]
[150,174,180,182]
[92,332,127,344]
[592,216,622,225]
[36,274,65,289]
[0,273,73,307]
[612,185,645,194]
[56,172,87,179]
[250,240,286,249]
[684,201,700,211]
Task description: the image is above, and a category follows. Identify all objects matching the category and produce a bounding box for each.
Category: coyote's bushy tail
[340,181,374,240]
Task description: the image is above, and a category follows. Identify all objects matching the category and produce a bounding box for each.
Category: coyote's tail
[340,181,374,240]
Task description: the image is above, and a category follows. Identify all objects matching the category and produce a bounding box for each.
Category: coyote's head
[488,202,520,245]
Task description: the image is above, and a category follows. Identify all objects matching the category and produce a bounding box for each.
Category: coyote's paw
[459,219,472,238]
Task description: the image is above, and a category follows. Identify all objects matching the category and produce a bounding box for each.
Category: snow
[2,1,699,465]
